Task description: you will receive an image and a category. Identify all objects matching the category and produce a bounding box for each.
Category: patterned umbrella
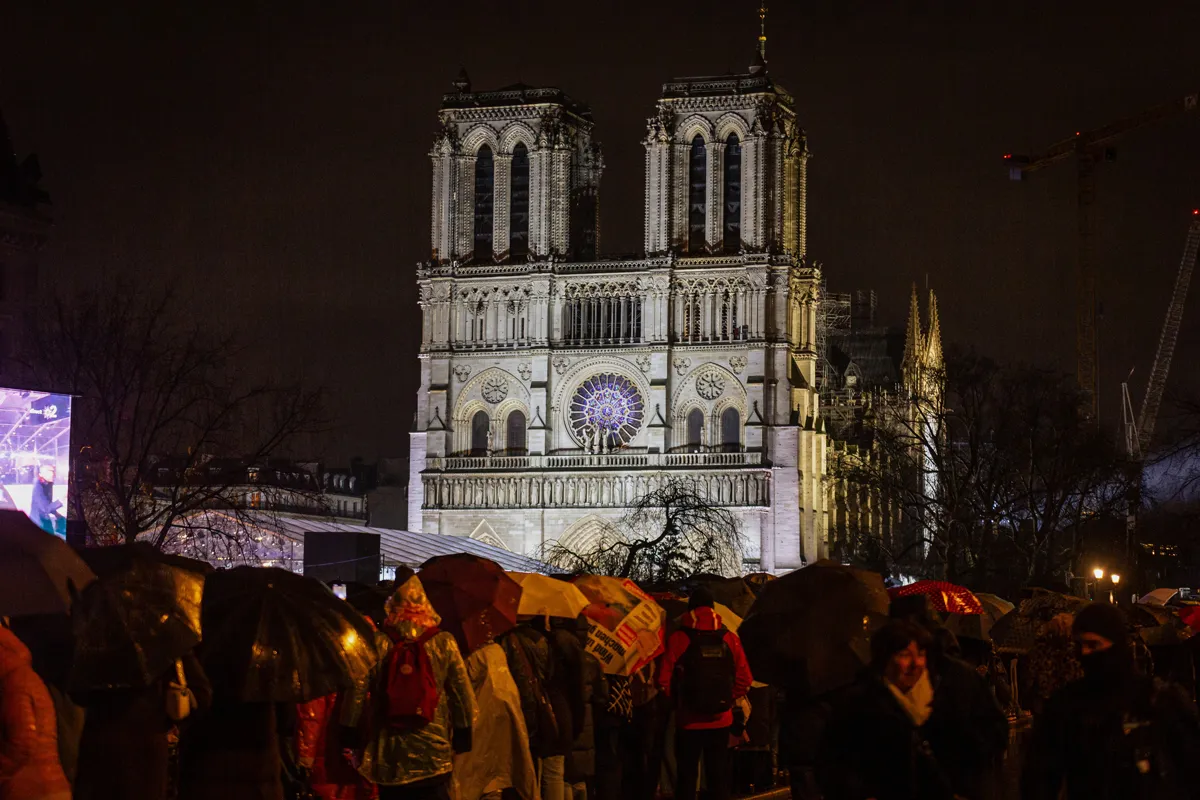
[889,580,984,615]
[944,593,1014,641]
[990,591,1088,653]
[421,554,521,653]
[573,575,665,676]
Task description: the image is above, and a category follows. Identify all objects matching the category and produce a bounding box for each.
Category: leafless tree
[18,281,327,549]
[545,476,744,583]
[834,350,1127,590]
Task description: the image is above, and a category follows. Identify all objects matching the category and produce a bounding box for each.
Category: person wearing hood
[656,588,753,800]
[343,573,477,800]
[815,619,954,800]
[1021,602,1200,800]
[0,624,71,800]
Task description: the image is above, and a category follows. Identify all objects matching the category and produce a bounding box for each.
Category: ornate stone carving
[553,356,571,375]
[635,354,652,373]
[673,356,692,376]
[454,364,472,383]
[696,370,726,400]
[481,375,509,404]
[517,363,532,381]
[729,356,747,374]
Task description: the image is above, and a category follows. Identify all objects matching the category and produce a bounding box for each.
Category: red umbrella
[1178,605,1200,632]
[420,554,521,653]
[889,580,984,615]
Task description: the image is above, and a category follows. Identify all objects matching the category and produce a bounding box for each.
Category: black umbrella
[990,591,1088,653]
[69,546,206,691]
[677,574,758,618]
[0,509,95,616]
[78,541,213,577]
[740,561,889,696]
[343,581,393,626]
[200,567,378,703]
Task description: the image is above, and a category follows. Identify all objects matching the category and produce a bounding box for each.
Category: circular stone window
[568,373,645,448]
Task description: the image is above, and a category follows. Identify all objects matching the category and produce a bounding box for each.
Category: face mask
[1080,645,1132,685]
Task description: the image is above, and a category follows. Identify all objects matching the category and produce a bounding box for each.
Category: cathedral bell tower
[430,71,602,264]
[642,50,808,257]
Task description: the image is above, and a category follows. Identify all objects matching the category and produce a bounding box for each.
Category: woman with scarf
[343,572,477,800]
[1022,603,1200,800]
[815,619,954,800]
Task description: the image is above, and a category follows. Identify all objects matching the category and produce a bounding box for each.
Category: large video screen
[0,389,71,537]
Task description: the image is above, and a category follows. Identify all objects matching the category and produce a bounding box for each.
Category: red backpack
[383,628,441,730]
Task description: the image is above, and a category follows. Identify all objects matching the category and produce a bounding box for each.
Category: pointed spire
[903,282,922,369]
[758,5,769,60]
[451,67,471,93]
[925,289,943,369]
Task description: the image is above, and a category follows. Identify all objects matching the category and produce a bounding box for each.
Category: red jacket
[656,607,753,730]
[0,627,70,800]
[296,693,377,800]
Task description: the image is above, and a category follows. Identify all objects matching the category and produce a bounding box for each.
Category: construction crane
[1006,90,1200,420]
[1120,213,1200,562]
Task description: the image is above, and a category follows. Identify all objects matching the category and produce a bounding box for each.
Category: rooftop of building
[440,72,593,120]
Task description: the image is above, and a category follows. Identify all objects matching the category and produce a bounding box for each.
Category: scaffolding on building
[817,280,852,390]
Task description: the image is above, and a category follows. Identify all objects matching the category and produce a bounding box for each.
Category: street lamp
[1093,567,1105,580]
[1111,573,1121,586]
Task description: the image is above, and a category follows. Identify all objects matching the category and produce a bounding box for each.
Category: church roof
[828,329,906,389]
[441,82,593,120]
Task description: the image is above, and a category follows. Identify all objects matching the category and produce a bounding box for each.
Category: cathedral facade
[407,56,828,573]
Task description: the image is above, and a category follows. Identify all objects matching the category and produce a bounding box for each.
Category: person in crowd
[564,628,605,800]
[656,588,753,800]
[531,616,587,800]
[179,698,295,800]
[1022,612,1083,716]
[816,619,954,800]
[297,691,378,800]
[450,640,537,800]
[777,670,836,800]
[621,658,667,800]
[498,620,559,797]
[1021,602,1200,799]
[0,623,71,800]
[344,574,476,800]
[76,649,211,800]
[891,597,1008,800]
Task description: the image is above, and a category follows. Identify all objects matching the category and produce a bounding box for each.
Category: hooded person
[1022,602,1200,800]
[656,588,753,800]
[342,574,477,800]
[0,625,71,800]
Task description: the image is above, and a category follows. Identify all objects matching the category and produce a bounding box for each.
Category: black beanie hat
[1072,602,1129,647]
[688,586,716,610]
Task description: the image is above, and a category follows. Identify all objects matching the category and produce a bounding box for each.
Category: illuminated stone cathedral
[407,45,830,573]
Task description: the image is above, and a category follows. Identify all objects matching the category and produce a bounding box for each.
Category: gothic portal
[408,55,828,572]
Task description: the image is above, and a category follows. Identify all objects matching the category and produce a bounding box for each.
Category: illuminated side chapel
[409,36,830,572]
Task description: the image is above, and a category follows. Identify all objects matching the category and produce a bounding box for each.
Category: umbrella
[944,593,1014,642]
[70,544,206,691]
[677,574,758,618]
[1140,588,1180,607]
[508,572,589,619]
[420,554,521,653]
[573,575,665,676]
[889,580,984,615]
[990,591,1087,653]
[200,567,377,703]
[740,560,889,695]
[1178,605,1200,632]
[0,510,95,616]
[743,572,776,596]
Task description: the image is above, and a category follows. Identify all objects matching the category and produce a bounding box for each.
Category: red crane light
[1193,209,1199,216]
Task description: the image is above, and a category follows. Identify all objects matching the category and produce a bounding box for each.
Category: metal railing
[429,450,764,471]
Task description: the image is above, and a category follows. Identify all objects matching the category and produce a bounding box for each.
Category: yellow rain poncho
[343,575,478,787]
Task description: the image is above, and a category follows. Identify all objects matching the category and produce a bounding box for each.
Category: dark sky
[4,0,1200,461]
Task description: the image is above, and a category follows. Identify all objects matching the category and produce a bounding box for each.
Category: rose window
[481,375,509,404]
[568,373,645,448]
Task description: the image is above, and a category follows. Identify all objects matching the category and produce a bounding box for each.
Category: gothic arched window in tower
[510,143,530,260]
[506,409,527,454]
[686,408,704,452]
[473,145,495,261]
[688,135,707,253]
[720,407,741,451]
[568,373,645,449]
[470,410,490,455]
[723,134,741,253]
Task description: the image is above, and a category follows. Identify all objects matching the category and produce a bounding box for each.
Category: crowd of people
[5,556,1200,800]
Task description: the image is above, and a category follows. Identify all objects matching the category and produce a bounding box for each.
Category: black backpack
[675,627,736,715]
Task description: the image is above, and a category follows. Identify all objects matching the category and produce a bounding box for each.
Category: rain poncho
[344,576,477,787]
[451,643,538,800]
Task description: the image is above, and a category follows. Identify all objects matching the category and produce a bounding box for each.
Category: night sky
[4,0,1200,461]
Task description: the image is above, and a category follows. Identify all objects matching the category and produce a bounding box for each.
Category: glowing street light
[1111,573,1121,585]
[1093,567,1105,580]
